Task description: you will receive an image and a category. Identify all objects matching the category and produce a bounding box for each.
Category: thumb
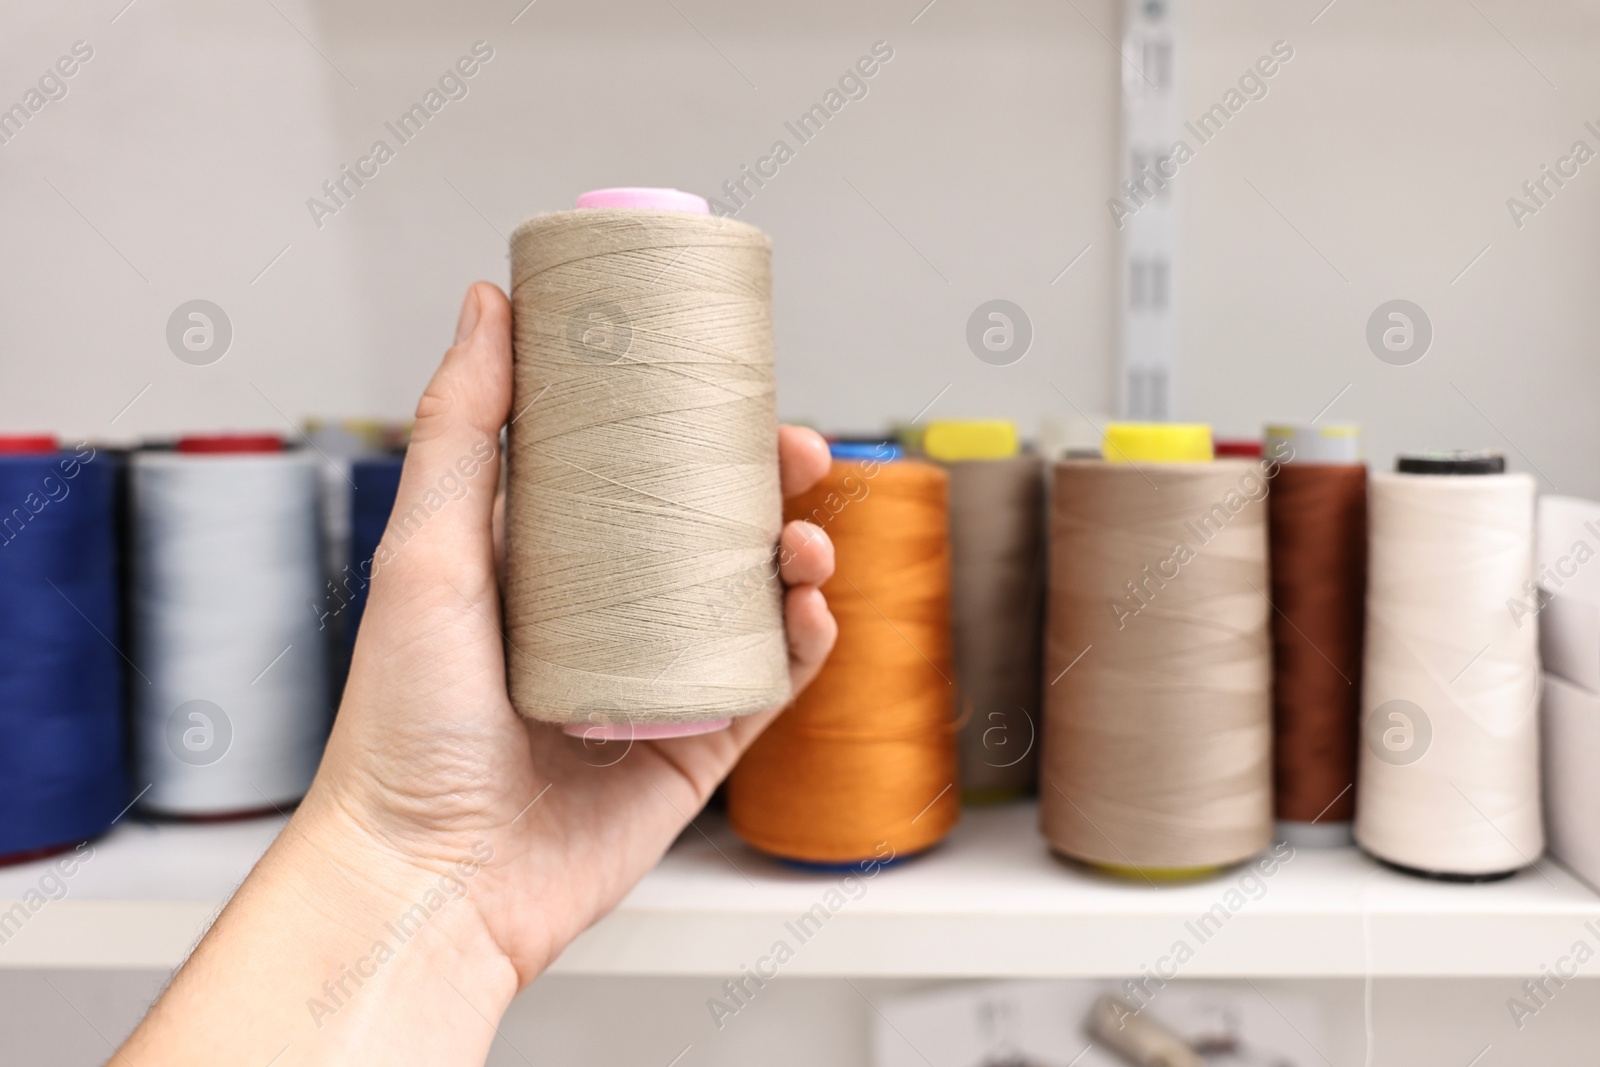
[380,282,512,581]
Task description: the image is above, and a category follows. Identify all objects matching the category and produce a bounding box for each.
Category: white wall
[0,0,1116,455]
[5,0,1593,491]
[1181,0,1600,497]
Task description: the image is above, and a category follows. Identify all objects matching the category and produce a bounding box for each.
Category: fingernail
[454,286,481,345]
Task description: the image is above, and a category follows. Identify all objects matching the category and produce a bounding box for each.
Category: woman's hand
[120,281,836,1066]
[315,280,837,982]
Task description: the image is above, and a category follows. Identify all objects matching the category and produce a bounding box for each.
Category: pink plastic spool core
[561,187,728,741]
[575,187,710,214]
[565,718,733,740]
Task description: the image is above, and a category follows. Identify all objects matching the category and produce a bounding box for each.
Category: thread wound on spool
[934,436,1045,801]
[0,446,127,860]
[505,206,790,726]
[1041,458,1274,870]
[1356,468,1542,876]
[347,454,405,654]
[1266,444,1366,832]
[304,420,397,698]
[728,458,960,864]
[131,450,330,816]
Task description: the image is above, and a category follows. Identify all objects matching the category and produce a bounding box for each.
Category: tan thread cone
[942,454,1046,800]
[504,208,790,725]
[1041,459,1273,869]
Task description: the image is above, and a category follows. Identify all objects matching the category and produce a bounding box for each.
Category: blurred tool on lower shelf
[872,978,1322,1067]
[1088,996,1202,1067]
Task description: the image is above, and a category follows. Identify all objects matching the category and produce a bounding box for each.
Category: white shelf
[2,804,1596,976]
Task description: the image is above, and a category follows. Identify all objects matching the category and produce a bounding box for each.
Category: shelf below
[1,803,1595,976]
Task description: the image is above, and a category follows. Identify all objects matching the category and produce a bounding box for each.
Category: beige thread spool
[1041,453,1273,873]
[504,190,790,736]
[1357,456,1542,879]
[923,420,1046,802]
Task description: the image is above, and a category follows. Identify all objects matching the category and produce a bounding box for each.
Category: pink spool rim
[575,187,710,215]
[563,718,732,740]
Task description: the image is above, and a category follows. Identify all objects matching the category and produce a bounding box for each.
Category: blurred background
[4,0,1600,1062]
[4,0,1597,492]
